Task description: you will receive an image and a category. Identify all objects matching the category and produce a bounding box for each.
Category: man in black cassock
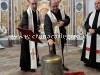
[44,0,70,71]
[20,0,40,72]
[81,0,100,71]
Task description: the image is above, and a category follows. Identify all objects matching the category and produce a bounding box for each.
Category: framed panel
[0,0,1,23]
[1,1,8,11]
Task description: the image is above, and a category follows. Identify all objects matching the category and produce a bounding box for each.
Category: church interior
[0,0,100,75]
[0,0,95,48]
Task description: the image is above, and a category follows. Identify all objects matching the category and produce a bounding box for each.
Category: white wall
[86,0,95,15]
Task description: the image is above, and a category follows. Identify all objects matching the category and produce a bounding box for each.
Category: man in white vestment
[44,0,70,71]
[81,0,100,71]
[20,0,41,72]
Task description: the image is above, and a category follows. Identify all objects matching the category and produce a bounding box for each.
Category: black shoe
[29,69,36,72]
[21,68,29,72]
[21,69,29,72]
[63,66,69,71]
[37,63,41,67]
[84,64,89,67]
[96,69,100,72]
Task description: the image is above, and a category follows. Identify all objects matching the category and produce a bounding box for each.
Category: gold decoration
[31,48,36,59]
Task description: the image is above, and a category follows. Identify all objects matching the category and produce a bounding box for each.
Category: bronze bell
[41,45,64,75]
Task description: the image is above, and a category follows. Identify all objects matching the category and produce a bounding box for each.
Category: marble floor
[0,41,100,75]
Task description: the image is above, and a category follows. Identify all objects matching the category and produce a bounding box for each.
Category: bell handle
[49,45,55,56]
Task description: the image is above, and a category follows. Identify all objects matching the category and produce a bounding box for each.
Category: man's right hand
[47,39,55,45]
[57,21,64,27]
[89,29,95,35]
[24,35,30,40]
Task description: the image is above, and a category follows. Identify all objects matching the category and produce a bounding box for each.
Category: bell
[41,45,64,75]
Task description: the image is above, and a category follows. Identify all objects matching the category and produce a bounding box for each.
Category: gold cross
[31,48,36,59]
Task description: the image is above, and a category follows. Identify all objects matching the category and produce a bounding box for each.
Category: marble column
[9,0,12,35]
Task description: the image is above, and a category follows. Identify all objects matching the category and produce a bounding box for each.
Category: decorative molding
[1,0,8,11]
[76,2,83,13]
[0,0,1,23]
[75,0,84,35]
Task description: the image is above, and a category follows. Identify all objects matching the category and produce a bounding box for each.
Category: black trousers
[52,38,66,53]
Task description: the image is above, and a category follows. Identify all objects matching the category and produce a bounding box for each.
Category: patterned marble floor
[0,42,100,75]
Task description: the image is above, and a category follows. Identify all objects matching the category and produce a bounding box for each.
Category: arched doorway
[38,6,49,32]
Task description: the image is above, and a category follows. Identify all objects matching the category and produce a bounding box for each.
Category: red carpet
[33,72,85,75]
[65,72,85,75]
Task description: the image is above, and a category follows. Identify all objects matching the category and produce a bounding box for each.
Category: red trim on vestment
[86,47,100,54]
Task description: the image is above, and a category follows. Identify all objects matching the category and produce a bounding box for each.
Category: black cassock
[81,10,100,69]
[20,11,40,71]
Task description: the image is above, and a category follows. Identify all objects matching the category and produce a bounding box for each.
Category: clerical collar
[51,9,60,15]
[96,10,100,12]
[32,11,36,13]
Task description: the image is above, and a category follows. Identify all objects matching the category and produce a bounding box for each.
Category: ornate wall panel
[38,0,49,32]
[75,0,84,35]
[0,0,87,36]
[1,0,9,34]
[0,0,1,23]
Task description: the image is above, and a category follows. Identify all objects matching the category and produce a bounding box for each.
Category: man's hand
[47,39,55,45]
[89,29,95,35]
[24,35,30,40]
[57,21,64,27]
